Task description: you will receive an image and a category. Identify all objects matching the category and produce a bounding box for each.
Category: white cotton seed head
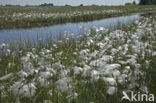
[91,70,100,81]
[38,77,50,87]
[106,86,117,95]
[40,71,53,79]
[17,71,28,78]
[102,77,117,86]
[55,77,71,92]
[152,51,156,56]
[0,73,13,81]
[20,83,36,97]
[10,82,36,97]
[117,76,125,84]
[112,70,121,79]
[105,64,121,70]
[73,67,83,75]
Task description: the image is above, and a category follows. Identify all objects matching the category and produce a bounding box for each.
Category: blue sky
[0,0,139,6]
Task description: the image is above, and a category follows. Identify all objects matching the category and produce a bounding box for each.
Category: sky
[0,0,139,6]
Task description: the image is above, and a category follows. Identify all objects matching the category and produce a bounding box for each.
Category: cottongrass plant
[0,15,156,103]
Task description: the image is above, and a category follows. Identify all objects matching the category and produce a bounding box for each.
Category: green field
[0,5,156,29]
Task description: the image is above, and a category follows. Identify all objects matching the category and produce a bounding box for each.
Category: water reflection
[0,13,141,44]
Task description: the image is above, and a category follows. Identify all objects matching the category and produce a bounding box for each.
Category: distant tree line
[139,0,156,5]
[125,0,156,5]
[125,1,136,5]
[1,4,21,6]
[39,3,54,6]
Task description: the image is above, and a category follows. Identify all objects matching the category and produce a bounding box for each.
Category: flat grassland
[0,5,156,29]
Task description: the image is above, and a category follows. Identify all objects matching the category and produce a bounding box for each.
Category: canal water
[0,13,142,44]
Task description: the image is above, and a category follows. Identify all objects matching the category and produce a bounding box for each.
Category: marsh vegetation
[0,5,156,103]
[0,5,156,29]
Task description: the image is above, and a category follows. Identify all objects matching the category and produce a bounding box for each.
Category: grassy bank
[0,5,156,29]
[0,14,156,102]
